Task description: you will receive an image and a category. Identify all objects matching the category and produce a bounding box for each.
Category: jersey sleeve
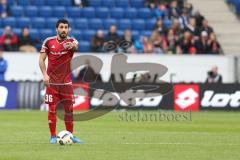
[40,38,49,54]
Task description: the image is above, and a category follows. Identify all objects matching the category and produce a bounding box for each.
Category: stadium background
[0,0,240,160]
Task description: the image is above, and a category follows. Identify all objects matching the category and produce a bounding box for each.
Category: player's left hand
[63,42,73,50]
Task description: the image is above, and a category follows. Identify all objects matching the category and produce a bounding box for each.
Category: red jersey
[40,36,78,85]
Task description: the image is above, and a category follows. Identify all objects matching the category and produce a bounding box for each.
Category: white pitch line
[0,142,239,146]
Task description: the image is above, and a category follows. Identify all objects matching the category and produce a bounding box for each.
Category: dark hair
[56,19,69,28]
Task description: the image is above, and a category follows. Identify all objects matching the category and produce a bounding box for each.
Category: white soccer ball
[57,130,73,145]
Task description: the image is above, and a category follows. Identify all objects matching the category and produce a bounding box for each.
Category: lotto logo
[174,85,199,111]
[73,83,89,111]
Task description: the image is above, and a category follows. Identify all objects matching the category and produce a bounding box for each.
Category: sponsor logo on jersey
[0,86,8,108]
[201,90,240,108]
[174,85,199,111]
[50,51,68,55]
[51,45,55,49]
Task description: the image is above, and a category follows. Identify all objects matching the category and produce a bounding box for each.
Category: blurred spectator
[179,31,195,54]
[18,27,37,53]
[208,33,221,54]
[142,36,153,53]
[134,37,144,53]
[73,0,88,7]
[73,59,102,82]
[193,11,205,28]
[178,9,189,29]
[90,30,104,53]
[195,31,209,53]
[167,28,179,54]
[200,19,214,35]
[145,0,156,8]
[184,17,200,37]
[106,25,121,43]
[168,0,181,19]
[0,26,18,51]
[205,66,222,83]
[150,30,165,54]
[0,0,9,18]
[0,49,7,81]
[120,30,136,53]
[183,1,193,14]
[171,19,183,36]
[154,18,167,36]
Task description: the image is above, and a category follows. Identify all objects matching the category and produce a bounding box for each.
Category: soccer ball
[57,130,73,145]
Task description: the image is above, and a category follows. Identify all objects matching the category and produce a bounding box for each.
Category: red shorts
[45,84,74,105]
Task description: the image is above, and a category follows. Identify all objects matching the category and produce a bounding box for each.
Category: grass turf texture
[0,110,239,160]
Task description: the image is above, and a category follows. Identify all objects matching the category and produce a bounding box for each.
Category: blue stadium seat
[163,18,172,29]
[17,17,30,28]
[118,19,131,30]
[96,7,109,18]
[25,6,38,17]
[131,30,139,40]
[101,0,115,8]
[71,30,82,41]
[111,8,124,19]
[31,18,46,29]
[0,29,3,35]
[67,7,81,18]
[103,19,117,29]
[138,8,151,19]
[53,7,66,18]
[13,28,21,36]
[0,19,2,28]
[236,2,240,15]
[146,19,156,30]
[39,6,52,17]
[130,0,144,8]
[89,0,101,7]
[11,6,24,17]
[17,0,30,6]
[125,8,137,19]
[40,29,54,41]
[59,0,72,6]
[31,0,45,6]
[2,18,16,28]
[75,18,88,30]
[82,7,95,18]
[46,0,59,6]
[8,0,15,5]
[29,29,39,40]
[118,30,124,36]
[67,18,74,28]
[132,19,145,30]
[141,30,152,37]
[89,19,103,30]
[79,41,90,52]
[46,18,58,29]
[82,30,95,41]
[116,0,129,8]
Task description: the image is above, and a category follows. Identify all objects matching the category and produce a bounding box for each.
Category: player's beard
[59,32,68,39]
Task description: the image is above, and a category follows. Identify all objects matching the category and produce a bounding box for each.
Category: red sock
[64,103,73,133]
[48,104,57,137]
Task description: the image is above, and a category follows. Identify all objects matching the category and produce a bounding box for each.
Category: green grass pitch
[0,110,239,160]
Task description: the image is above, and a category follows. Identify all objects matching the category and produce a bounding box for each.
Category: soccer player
[39,19,82,144]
